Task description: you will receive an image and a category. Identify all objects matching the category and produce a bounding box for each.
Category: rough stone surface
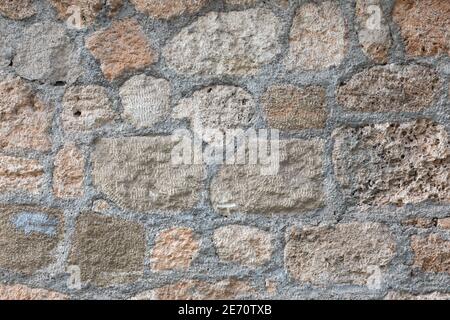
[285,223,396,286]
[120,75,171,128]
[213,225,272,267]
[151,227,200,271]
[86,19,157,80]
[393,0,450,57]
[411,234,450,274]
[49,0,122,26]
[333,119,450,207]
[438,218,450,230]
[0,0,35,20]
[92,137,204,212]
[385,291,450,300]
[68,213,146,286]
[337,64,441,112]
[62,85,114,132]
[13,22,81,84]
[0,77,52,152]
[173,85,257,133]
[261,85,327,130]
[285,1,347,71]
[134,279,255,300]
[130,0,208,19]
[0,206,63,274]
[0,155,45,194]
[355,0,392,63]
[0,284,67,300]
[210,139,325,214]
[53,145,85,199]
[163,9,282,76]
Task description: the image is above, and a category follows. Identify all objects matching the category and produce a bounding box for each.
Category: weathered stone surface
[120,75,171,128]
[163,9,282,76]
[130,0,208,19]
[438,218,450,230]
[92,137,204,212]
[333,119,450,207]
[393,0,450,57]
[261,85,327,130]
[68,213,145,286]
[385,291,450,300]
[402,218,437,229]
[0,0,35,20]
[337,64,441,112]
[53,145,85,199]
[0,284,67,300]
[86,19,157,80]
[92,199,111,213]
[133,279,255,300]
[213,225,272,267]
[107,0,123,16]
[14,22,81,84]
[62,85,114,132]
[173,85,257,133]
[0,78,52,152]
[285,222,396,286]
[0,156,44,194]
[285,1,347,71]
[49,0,122,26]
[411,234,450,274]
[151,227,200,271]
[210,139,324,214]
[0,206,63,274]
[225,0,288,7]
[49,0,101,26]
[355,0,392,63]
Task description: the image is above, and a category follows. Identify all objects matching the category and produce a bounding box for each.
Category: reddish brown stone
[86,19,157,80]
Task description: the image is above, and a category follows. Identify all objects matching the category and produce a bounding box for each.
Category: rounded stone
[285,1,347,71]
[393,0,450,57]
[0,206,63,275]
[53,145,85,199]
[0,77,52,152]
[173,85,257,133]
[0,0,35,20]
[130,0,209,19]
[119,75,171,128]
[213,225,272,267]
[86,19,157,81]
[13,22,82,84]
[333,119,450,207]
[62,85,114,132]
[285,222,396,286]
[337,64,441,112]
[355,0,392,63]
[151,227,200,271]
[163,8,282,76]
[261,85,328,130]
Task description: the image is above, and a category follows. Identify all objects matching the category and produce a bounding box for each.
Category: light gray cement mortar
[0,0,449,299]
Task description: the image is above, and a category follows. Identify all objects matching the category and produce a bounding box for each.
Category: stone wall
[0,0,449,300]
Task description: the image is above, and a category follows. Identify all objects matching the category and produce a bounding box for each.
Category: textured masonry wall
[0,0,449,300]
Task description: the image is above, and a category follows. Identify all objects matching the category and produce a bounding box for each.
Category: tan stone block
[285,222,396,286]
[0,206,63,275]
[213,225,272,267]
[68,213,146,286]
[261,85,327,130]
[0,78,51,152]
